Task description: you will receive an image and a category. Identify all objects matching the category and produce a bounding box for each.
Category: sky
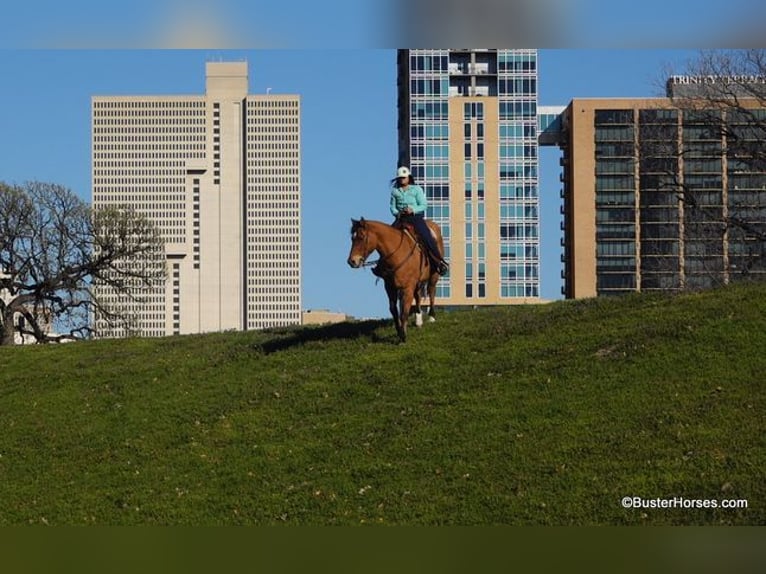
[1,0,756,320]
[0,49,707,318]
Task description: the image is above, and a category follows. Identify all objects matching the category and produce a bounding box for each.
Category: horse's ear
[351,218,359,225]
[360,216,365,223]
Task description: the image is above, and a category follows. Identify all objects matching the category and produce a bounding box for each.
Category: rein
[366,227,421,274]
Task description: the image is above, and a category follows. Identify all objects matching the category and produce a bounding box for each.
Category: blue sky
[1,1,762,48]
[0,49,705,318]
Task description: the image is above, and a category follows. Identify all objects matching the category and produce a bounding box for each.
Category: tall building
[557,94,766,298]
[92,62,301,337]
[397,49,540,305]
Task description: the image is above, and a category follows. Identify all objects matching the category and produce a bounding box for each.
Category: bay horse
[347,218,445,342]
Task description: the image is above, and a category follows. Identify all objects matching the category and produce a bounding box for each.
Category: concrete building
[92,62,300,337]
[555,94,766,298]
[397,49,540,306]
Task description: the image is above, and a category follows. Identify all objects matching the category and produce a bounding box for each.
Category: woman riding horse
[388,166,449,276]
[347,217,444,342]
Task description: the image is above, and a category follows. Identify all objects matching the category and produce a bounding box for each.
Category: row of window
[246,128,299,135]
[248,145,299,152]
[464,243,486,260]
[411,102,449,120]
[412,144,449,159]
[94,117,205,126]
[498,78,537,95]
[94,100,205,108]
[465,282,540,299]
[500,224,538,239]
[95,178,187,185]
[500,284,539,298]
[409,122,536,141]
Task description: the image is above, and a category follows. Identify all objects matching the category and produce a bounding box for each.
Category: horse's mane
[350,218,392,236]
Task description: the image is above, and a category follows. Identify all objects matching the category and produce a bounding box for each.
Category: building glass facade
[398,49,540,305]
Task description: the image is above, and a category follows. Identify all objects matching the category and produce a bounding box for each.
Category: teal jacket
[390,184,427,217]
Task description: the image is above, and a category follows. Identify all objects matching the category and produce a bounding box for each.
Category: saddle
[372,218,445,278]
[392,219,438,246]
[392,219,420,243]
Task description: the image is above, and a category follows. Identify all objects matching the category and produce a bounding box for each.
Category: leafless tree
[0,181,165,345]
[640,50,766,288]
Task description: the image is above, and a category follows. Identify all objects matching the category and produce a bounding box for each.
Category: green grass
[0,282,764,525]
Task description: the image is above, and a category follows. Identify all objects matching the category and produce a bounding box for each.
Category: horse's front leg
[385,281,403,340]
[427,273,438,322]
[398,287,415,342]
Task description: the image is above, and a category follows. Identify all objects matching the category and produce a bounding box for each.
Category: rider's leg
[411,214,449,274]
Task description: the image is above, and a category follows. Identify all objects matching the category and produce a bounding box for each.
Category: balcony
[468,86,490,97]
[468,63,491,75]
[448,63,496,76]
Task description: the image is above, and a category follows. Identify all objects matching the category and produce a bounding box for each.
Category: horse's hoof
[415,312,423,327]
[429,316,436,323]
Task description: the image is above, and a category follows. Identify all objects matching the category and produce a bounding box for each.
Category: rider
[387,166,449,276]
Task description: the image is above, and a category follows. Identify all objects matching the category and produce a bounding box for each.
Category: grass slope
[0,283,764,525]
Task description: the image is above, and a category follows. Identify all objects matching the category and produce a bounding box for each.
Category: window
[464,102,484,120]
[595,110,633,124]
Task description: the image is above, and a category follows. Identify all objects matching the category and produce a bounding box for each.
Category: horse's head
[347,217,374,268]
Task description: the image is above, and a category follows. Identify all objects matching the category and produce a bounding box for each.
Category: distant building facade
[0,284,56,345]
[301,310,348,325]
[397,49,540,306]
[556,97,766,298]
[92,62,301,337]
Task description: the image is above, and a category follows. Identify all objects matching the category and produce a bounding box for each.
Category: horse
[347,217,445,342]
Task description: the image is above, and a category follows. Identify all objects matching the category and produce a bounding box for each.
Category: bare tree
[639,50,766,289]
[0,181,165,345]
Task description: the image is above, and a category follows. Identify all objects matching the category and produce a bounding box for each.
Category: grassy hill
[0,283,764,525]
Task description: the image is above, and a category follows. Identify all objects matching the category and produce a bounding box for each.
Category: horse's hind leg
[413,283,424,327]
[427,273,438,322]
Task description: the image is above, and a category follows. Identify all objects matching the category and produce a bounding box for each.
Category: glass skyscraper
[397,49,540,305]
